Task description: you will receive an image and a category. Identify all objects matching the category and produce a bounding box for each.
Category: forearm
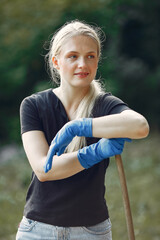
[92,110,149,139]
[41,138,126,181]
[22,131,85,182]
[38,151,84,182]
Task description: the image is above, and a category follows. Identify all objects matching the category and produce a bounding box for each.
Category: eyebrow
[66,51,97,54]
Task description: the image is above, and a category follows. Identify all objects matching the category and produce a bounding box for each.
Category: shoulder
[97,92,125,104]
[20,89,53,134]
[95,92,126,108]
[22,89,52,104]
[20,89,53,110]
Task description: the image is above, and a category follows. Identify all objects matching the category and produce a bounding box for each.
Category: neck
[53,84,90,120]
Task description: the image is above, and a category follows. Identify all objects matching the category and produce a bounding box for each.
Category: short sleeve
[92,93,130,117]
[20,96,43,134]
[104,94,130,115]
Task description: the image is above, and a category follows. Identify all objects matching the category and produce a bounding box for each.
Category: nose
[78,57,87,69]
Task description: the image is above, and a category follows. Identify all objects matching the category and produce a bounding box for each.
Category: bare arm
[92,110,149,139]
[22,131,84,182]
[22,109,149,182]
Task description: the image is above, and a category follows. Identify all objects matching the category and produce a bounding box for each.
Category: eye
[69,55,77,59]
[88,55,95,59]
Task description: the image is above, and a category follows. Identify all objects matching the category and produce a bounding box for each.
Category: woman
[16,20,149,240]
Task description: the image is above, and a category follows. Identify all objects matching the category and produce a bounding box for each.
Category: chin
[73,82,92,89]
[72,78,93,88]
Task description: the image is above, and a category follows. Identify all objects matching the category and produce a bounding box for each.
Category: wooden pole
[115,154,135,240]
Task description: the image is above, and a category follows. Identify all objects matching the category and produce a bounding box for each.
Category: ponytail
[66,80,104,153]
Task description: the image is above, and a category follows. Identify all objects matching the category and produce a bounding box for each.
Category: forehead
[59,35,98,54]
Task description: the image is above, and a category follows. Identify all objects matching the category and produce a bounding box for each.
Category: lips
[74,72,89,78]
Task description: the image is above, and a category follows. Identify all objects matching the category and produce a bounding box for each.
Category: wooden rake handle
[115,154,135,240]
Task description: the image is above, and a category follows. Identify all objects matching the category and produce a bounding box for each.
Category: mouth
[74,72,89,78]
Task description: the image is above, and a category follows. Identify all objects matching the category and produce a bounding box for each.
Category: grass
[0,149,31,240]
[0,132,159,239]
[106,132,160,240]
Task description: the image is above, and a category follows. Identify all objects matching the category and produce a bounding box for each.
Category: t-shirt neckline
[50,88,70,121]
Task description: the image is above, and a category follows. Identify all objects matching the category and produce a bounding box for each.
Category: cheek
[59,60,70,73]
[90,62,98,73]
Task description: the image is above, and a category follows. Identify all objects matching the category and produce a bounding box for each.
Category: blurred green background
[0,0,159,239]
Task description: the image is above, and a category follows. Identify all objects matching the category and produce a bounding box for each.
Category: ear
[52,57,60,70]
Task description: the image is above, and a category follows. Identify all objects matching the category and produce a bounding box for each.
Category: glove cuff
[77,148,90,169]
[79,118,93,137]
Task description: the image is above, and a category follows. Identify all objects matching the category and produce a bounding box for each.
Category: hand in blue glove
[44,118,92,173]
[77,138,131,169]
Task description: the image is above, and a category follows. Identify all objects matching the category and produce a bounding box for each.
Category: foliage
[0,0,160,143]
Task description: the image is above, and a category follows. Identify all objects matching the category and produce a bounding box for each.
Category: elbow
[135,116,150,138]
[36,172,48,182]
[35,167,50,182]
[36,169,58,182]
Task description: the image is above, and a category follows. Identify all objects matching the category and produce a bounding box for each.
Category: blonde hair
[45,20,105,152]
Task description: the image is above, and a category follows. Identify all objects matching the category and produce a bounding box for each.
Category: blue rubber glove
[77,138,131,169]
[44,118,92,173]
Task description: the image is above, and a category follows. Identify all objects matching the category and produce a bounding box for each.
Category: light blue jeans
[16,216,112,240]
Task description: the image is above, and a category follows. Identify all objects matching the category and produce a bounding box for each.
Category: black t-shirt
[20,88,130,227]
